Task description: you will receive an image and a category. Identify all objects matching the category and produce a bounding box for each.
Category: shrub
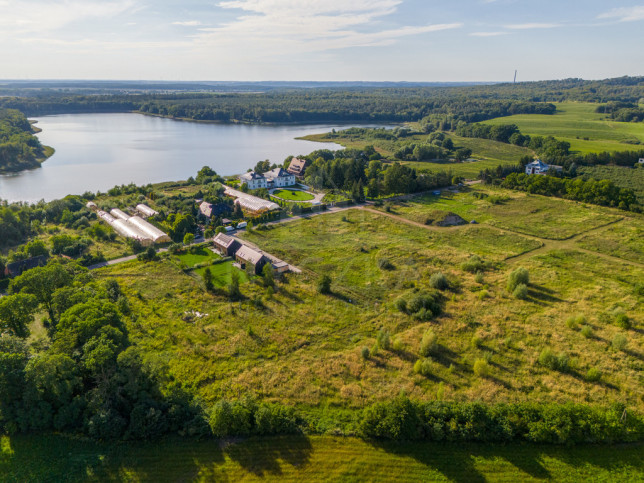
[377,258,395,271]
[317,274,332,294]
[612,333,628,351]
[477,290,489,301]
[361,346,370,360]
[585,367,602,382]
[581,325,593,338]
[414,358,434,377]
[377,330,391,351]
[394,297,407,313]
[615,313,631,330]
[507,267,529,292]
[538,348,569,372]
[419,330,438,357]
[429,272,449,291]
[512,283,528,300]
[473,359,490,378]
[405,291,443,320]
[566,314,586,330]
[470,335,482,349]
[392,337,404,352]
[474,271,484,284]
[461,255,488,273]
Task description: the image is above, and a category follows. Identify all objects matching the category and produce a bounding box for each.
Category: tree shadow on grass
[224,434,313,477]
[526,285,565,305]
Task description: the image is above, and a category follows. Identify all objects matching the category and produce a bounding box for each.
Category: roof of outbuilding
[235,245,266,265]
[213,232,239,249]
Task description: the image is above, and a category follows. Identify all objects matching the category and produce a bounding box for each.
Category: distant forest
[0,76,642,125]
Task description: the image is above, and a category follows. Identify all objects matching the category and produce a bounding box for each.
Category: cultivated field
[483,102,644,154]
[2,434,643,482]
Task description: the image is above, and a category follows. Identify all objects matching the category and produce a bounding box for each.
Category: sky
[0,0,643,82]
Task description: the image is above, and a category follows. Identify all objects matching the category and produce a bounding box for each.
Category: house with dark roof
[4,255,48,278]
[235,245,269,275]
[213,233,241,257]
[287,157,307,177]
[240,171,267,190]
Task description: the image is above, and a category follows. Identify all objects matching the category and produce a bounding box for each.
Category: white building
[525,159,562,175]
[240,171,268,190]
[264,167,296,188]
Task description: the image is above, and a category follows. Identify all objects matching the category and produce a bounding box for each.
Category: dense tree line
[0,109,48,172]
[501,172,639,211]
[302,148,455,197]
[596,101,644,122]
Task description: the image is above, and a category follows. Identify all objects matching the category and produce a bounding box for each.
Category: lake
[0,113,361,203]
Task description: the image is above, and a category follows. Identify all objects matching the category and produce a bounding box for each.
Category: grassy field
[577,219,644,264]
[272,189,315,201]
[89,185,642,413]
[482,102,644,154]
[379,186,623,240]
[302,131,533,179]
[2,434,643,482]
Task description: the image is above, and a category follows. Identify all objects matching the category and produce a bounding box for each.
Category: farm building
[4,255,48,278]
[110,208,131,221]
[272,261,289,274]
[86,201,98,211]
[136,204,158,218]
[213,233,241,257]
[199,201,230,219]
[287,157,307,177]
[235,245,269,275]
[224,187,280,214]
[96,210,169,245]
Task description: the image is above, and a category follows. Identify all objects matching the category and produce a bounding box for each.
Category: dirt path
[356,207,643,269]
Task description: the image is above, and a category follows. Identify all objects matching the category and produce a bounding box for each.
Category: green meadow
[2,434,643,482]
[482,102,644,154]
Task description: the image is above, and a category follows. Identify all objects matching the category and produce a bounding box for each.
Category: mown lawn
[483,102,644,154]
[380,186,623,240]
[194,259,249,287]
[177,247,220,268]
[2,434,643,482]
[272,189,315,201]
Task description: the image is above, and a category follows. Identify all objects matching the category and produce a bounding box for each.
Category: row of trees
[501,173,639,211]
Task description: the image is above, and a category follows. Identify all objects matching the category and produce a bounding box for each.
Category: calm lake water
[0,113,358,203]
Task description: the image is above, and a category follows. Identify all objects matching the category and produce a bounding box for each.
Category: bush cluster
[359,396,644,444]
[395,290,443,321]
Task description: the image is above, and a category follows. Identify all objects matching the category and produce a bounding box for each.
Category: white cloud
[172,20,202,27]
[505,23,561,30]
[598,6,644,22]
[470,31,508,37]
[193,0,461,55]
[0,0,137,36]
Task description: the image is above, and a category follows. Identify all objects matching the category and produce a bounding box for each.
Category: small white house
[264,168,296,188]
[525,159,550,175]
[240,171,268,190]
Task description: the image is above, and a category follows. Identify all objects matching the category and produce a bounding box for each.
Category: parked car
[225,226,234,232]
[236,221,247,229]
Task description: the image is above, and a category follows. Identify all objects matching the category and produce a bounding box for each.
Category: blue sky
[0,0,642,81]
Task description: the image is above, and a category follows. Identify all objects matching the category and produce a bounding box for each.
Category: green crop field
[578,165,644,203]
[482,102,644,154]
[2,434,643,482]
[272,189,315,201]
